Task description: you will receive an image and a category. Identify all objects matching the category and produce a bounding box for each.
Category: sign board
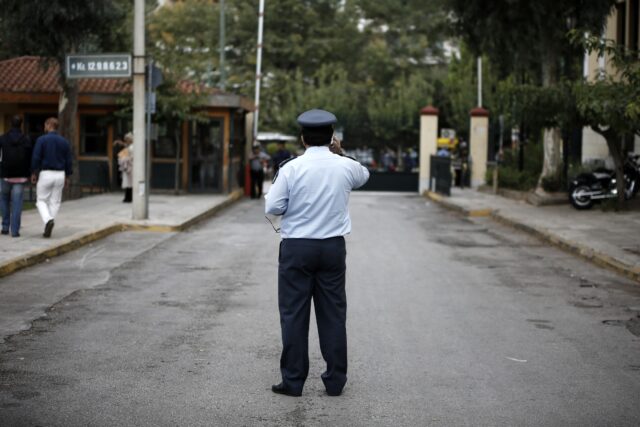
[440,128,456,139]
[66,54,132,79]
[146,92,156,115]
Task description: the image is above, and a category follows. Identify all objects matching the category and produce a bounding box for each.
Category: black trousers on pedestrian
[278,237,347,395]
[250,169,264,199]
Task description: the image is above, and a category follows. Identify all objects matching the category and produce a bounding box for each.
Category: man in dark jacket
[0,116,32,237]
[31,117,73,238]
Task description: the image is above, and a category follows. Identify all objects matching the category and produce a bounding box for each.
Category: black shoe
[11,233,20,238]
[326,389,342,397]
[271,383,301,397]
[43,219,54,238]
[1,230,8,235]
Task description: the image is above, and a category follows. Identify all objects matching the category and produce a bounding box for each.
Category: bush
[484,142,543,191]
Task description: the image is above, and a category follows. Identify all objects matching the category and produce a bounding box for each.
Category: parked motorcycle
[569,154,640,210]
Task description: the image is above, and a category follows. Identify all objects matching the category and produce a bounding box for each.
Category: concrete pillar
[469,107,489,188]
[419,106,439,195]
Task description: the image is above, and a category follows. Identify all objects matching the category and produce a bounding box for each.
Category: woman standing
[115,132,133,203]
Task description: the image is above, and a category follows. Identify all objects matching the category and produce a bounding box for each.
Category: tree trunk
[596,126,626,208]
[538,127,563,187]
[537,53,563,193]
[58,80,82,199]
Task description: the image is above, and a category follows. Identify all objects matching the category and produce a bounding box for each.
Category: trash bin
[430,155,452,196]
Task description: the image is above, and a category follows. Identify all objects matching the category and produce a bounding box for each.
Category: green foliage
[0,0,130,69]
[367,72,434,145]
[571,34,640,140]
[444,0,615,80]
[493,78,581,136]
[148,0,221,88]
[485,143,543,191]
[221,0,448,147]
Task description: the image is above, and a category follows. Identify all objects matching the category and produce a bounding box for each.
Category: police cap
[296,109,337,128]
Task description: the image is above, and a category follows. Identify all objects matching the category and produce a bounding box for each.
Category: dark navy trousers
[278,236,347,395]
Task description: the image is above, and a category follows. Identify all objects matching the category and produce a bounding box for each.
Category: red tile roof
[0,56,254,110]
[0,56,130,94]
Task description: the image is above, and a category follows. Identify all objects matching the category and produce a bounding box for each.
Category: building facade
[0,56,254,193]
[582,0,639,165]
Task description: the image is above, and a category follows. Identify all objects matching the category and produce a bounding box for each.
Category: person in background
[271,141,292,175]
[31,117,73,238]
[0,115,32,237]
[249,143,270,199]
[437,146,451,157]
[114,132,133,203]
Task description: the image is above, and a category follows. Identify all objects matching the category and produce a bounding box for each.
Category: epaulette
[272,157,296,184]
[278,157,295,169]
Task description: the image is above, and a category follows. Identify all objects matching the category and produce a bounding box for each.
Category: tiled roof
[0,56,254,110]
[0,56,130,94]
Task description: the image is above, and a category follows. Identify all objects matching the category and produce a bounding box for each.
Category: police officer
[265,109,370,397]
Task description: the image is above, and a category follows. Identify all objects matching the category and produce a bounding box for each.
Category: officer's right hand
[329,136,343,155]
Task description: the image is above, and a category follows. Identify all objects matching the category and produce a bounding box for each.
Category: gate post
[419,106,439,195]
[469,107,489,188]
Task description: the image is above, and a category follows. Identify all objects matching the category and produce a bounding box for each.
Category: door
[189,119,223,192]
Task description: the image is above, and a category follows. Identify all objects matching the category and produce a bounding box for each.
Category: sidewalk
[0,190,243,278]
[426,188,640,283]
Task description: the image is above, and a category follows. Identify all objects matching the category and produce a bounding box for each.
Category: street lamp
[253,0,265,142]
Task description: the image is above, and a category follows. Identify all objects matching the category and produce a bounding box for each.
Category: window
[80,115,108,155]
[630,0,639,51]
[24,113,53,142]
[153,122,182,158]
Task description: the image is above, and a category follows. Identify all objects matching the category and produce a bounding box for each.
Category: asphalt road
[1,193,639,426]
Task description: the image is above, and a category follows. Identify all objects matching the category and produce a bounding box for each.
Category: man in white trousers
[30,117,73,238]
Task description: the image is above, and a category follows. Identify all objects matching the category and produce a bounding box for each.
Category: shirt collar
[304,146,331,156]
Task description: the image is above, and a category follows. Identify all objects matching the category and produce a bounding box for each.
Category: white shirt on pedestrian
[265,146,369,239]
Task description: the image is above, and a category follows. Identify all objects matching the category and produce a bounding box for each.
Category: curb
[424,191,640,284]
[491,211,640,284]
[424,191,492,217]
[0,189,245,279]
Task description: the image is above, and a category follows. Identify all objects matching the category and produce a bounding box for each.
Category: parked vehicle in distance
[569,154,640,209]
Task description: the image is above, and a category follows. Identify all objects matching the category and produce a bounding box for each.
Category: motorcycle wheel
[569,184,594,210]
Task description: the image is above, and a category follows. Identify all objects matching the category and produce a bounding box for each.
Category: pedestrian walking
[31,117,73,238]
[271,141,292,175]
[0,115,32,237]
[115,132,133,203]
[249,144,270,199]
[265,109,370,397]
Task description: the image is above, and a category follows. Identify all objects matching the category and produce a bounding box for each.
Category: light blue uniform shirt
[265,146,370,239]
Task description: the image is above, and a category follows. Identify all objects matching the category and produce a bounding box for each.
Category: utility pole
[219,0,226,90]
[132,0,148,219]
[477,56,483,107]
[253,0,265,142]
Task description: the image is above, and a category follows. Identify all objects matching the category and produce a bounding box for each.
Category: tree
[222,0,448,148]
[367,72,433,147]
[445,0,616,191]
[0,0,131,195]
[573,34,640,206]
[138,0,450,154]
[147,0,221,87]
